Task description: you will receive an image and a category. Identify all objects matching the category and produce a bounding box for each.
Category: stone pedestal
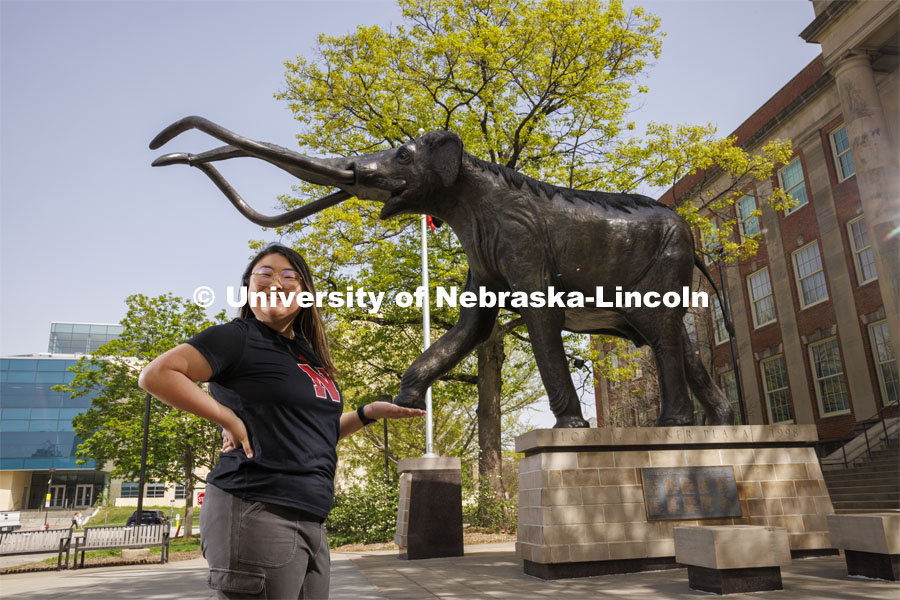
[515,425,836,579]
[394,456,464,560]
[827,513,900,581]
[674,525,791,594]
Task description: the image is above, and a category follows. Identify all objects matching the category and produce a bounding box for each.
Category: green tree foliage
[55,294,226,537]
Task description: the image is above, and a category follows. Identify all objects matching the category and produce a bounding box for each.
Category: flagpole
[417,128,437,458]
[421,212,436,457]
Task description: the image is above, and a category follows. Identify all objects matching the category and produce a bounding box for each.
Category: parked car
[126,510,169,527]
[0,511,21,533]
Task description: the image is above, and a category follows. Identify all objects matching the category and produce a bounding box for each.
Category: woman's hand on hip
[221,409,253,458]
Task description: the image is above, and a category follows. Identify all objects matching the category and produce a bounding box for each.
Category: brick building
[595,0,899,439]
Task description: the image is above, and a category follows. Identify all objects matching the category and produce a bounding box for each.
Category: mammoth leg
[519,309,589,429]
[649,319,694,426]
[394,273,500,409]
[682,323,735,425]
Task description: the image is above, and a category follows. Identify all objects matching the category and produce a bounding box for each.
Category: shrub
[463,477,517,533]
[326,473,398,547]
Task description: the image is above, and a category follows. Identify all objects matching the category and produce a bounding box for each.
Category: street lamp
[43,468,56,529]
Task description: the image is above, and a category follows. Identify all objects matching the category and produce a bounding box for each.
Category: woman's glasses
[251,267,303,290]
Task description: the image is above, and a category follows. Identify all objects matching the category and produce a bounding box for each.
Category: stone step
[831,499,900,511]
[824,468,900,480]
[825,483,900,495]
[834,507,900,514]
[828,491,900,502]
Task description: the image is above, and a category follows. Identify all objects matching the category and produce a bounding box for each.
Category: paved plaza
[1,542,898,599]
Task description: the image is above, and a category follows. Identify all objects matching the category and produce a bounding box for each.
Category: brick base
[845,550,900,581]
[523,556,679,580]
[687,565,783,595]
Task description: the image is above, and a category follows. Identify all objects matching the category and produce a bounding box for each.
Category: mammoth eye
[397,147,413,163]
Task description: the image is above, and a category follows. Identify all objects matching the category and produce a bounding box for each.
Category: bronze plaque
[640,466,741,521]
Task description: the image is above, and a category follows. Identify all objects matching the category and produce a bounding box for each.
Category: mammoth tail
[694,255,735,337]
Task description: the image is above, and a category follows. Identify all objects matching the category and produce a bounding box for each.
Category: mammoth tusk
[150,116,354,186]
[192,161,352,227]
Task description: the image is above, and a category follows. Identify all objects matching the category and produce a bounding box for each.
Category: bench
[827,513,899,581]
[674,525,791,594]
[71,524,169,569]
[0,528,73,570]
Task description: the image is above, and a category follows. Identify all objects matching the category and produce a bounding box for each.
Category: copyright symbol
[193,286,215,308]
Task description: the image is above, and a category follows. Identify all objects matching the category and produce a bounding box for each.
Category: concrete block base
[515,425,834,580]
[845,550,900,581]
[688,565,783,595]
[394,457,464,560]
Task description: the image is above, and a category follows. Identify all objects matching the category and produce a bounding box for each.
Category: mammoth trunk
[476,322,505,500]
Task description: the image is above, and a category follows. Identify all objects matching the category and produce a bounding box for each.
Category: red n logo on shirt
[297,363,340,403]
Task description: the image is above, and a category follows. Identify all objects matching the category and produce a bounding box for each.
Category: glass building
[48,322,124,354]
[0,322,121,511]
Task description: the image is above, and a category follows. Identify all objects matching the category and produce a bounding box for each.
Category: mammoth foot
[706,403,735,426]
[392,390,426,411]
[656,413,694,427]
[553,415,590,429]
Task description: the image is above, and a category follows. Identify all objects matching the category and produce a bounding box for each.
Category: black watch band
[357,404,377,426]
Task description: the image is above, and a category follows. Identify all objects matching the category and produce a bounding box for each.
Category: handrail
[816,403,899,469]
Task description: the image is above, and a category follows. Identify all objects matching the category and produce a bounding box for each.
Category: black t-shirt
[186,317,343,518]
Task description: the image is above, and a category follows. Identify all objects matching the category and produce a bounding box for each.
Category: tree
[56,294,226,537]
[274,0,795,486]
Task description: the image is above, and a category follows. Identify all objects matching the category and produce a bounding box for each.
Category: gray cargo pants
[201,483,330,599]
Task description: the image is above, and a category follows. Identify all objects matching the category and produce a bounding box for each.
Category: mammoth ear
[429,131,463,187]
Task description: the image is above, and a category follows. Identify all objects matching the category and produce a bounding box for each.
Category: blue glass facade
[48,322,124,354]
[0,357,97,471]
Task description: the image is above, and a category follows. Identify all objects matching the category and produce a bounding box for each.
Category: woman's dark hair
[238,243,337,378]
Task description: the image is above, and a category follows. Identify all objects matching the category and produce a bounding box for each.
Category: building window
[720,370,742,424]
[684,312,698,354]
[809,338,850,416]
[747,268,776,328]
[175,483,186,500]
[712,297,729,345]
[779,159,809,214]
[737,194,760,240]
[792,241,828,308]
[121,482,139,498]
[761,356,793,423]
[146,483,166,499]
[848,216,877,284]
[701,219,723,265]
[831,125,855,181]
[869,321,899,405]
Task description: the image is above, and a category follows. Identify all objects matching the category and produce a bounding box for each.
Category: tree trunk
[183,449,194,538]
[476,321,505,499]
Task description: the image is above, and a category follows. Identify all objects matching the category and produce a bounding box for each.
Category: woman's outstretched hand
[364,401,426,421]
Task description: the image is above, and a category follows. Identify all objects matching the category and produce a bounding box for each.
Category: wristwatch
[357,404,378,426]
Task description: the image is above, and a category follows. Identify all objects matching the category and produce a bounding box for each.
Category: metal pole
[421,213,436,457]
[381,394,391,480]
[135,392,151,526]
[717,253,747,424]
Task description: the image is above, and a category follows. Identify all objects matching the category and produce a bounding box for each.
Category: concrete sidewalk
[0,542,897,599]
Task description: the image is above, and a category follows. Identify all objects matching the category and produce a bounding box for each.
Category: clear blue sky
[1,1,821,425]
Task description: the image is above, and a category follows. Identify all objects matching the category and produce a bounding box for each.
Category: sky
[0,0,823,429]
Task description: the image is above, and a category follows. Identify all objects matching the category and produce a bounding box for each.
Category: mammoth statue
[151,116,735,428]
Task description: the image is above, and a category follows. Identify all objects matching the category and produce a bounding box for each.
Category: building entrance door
[48,485,65,509]
[74,484,93,508]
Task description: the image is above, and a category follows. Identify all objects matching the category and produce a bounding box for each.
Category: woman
[139,243,424,599]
